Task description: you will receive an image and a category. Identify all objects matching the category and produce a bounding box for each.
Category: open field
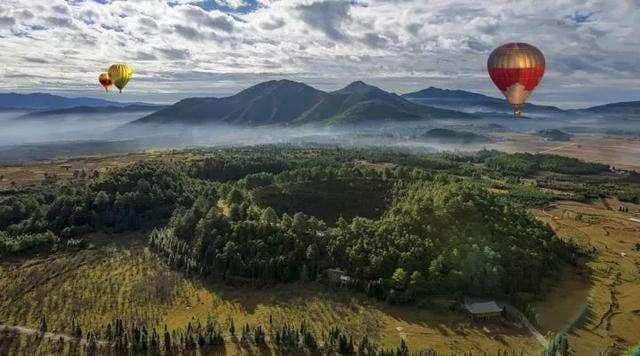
[531,200,640,355]
[0,150,198,189]
[489,133,640,173]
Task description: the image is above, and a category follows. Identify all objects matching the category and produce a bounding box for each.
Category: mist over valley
[1,80,638,169]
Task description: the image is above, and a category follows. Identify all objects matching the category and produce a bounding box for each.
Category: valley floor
[488,133,640,173]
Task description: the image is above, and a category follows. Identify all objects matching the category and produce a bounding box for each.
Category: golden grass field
[0,150,200,189]
[531,198,640,355]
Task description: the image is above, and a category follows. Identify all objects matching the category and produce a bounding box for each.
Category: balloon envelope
[487,43,545,117]
[98,72,112,92]
[108,64,133,93]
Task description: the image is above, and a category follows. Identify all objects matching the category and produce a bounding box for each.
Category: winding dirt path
[501,304,549,349]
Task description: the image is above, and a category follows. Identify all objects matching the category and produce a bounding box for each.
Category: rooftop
[464,301,503,314]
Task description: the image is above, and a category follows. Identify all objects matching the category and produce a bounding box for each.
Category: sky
[0,0,638,108]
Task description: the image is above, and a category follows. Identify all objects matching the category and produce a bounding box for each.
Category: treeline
[53,316,411,356]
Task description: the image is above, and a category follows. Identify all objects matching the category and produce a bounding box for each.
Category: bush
[0,231,58,256]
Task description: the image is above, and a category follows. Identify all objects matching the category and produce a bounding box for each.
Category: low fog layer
[0,111,157,147]
[0,108,639,164]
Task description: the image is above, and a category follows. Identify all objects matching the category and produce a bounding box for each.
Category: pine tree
[163,325,171,352]
[105,323,113,341]
[39,316,47,333]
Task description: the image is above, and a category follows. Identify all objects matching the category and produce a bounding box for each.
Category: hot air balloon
[107,64,133,93]
[98,72,112,92]
[487,43,545,118]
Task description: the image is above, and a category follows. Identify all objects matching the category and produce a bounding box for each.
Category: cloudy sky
[0,0,638,108]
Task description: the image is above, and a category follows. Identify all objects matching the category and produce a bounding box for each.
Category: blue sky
[0,0,638,108]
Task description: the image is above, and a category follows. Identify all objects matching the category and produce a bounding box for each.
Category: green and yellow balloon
[106,63,133,93]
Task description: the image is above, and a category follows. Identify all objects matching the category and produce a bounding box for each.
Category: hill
[0,93,139,110]
[403,87,564,115]
[575,101,640,118]
[420,128,491,144]
[17,104,165,119]
[131,80,471,126]
[444,123,510,133]
[537,129,572,142]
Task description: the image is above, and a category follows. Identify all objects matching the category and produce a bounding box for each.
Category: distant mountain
[403,87,564,115]
[420,128,491,144]
[575,101,640,117]
[0,93,143,110]
[18,104,166,119]
[296,81,470,124]
[131,80,471,127]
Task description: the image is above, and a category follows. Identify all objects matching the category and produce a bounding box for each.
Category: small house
[463,301,503,320]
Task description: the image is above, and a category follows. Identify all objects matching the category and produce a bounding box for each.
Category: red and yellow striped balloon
[487,43,545,118]
[98,72,112,92]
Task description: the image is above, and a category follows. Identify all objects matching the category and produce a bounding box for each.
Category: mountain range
[0,93,149,110]
[2,81,639,127]
[18,104,166,119]
[402,87,564,115]
[131,80,472,126]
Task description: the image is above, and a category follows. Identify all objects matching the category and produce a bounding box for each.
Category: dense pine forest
[1,146,639,354]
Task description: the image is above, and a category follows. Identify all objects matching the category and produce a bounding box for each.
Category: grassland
[0,150,198,189]
[531,199,640,355]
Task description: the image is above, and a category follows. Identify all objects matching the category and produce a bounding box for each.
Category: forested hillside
[3,146,626,280]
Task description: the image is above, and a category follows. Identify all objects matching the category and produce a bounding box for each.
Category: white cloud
[0,0,637,107]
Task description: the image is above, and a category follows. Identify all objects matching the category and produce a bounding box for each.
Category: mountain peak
[404,86,487,99]
[236,79,322,98]
[334,81,383,94]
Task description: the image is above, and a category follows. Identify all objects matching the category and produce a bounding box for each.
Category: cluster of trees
[188,154,290,182]
[483,151,609,176]
[618,187,640,203]
[0,160,203,256]
[151,171,581,299]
